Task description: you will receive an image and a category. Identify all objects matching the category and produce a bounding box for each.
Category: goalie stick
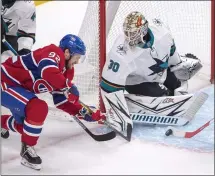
[165,118,214,138]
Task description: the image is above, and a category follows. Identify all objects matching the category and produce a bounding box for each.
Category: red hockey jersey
[1,44,74,94]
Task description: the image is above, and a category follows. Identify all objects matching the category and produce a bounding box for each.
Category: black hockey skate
[1,128,10,139]
[20,142,42,170]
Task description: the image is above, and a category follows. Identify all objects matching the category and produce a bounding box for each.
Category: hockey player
[1,0,36,61]
[1,34,105,170]
[99,12,205,129]
[101,11,202,97]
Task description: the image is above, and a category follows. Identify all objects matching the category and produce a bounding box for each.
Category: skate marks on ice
[132,85,214,152]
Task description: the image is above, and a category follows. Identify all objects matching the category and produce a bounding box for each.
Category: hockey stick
[165,118,214,138]
[71,115,116,141]
[2,38,18,55]
[181,92,208,121]
[80,100,132,142]
[47,105,116,142]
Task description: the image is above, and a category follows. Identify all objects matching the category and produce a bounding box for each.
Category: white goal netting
[38,1,212,119]
[76,1,212,108]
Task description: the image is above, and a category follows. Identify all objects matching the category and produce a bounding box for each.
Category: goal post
[74,0,214,111]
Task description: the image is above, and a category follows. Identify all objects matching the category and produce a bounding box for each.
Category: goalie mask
[123,11,148,47]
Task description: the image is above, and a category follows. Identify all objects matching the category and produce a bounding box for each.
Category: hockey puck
[165,129,173,136]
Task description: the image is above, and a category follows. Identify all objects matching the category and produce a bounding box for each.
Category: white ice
[1,1,214,175]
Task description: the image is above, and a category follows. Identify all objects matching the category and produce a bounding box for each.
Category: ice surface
[1,86,214,175]
[1,1,214,175]
[132,85,214,153]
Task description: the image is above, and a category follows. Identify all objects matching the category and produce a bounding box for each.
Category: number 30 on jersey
[108,59,120,72]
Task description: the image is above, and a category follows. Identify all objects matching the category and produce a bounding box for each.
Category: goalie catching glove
[170,53,202,81]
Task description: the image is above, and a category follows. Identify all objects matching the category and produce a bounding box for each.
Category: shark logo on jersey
[148,47,169,76]
[116,44,128,56]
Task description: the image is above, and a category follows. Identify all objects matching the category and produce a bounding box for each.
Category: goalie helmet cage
[76,0,214,112]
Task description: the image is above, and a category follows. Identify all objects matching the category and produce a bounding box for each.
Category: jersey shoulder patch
[110,34,129,57]
[152,18,164,27]
[150,18,171,31]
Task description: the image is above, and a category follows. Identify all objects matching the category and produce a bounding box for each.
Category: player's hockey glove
[79,106,106,122]
[63,84,79,104]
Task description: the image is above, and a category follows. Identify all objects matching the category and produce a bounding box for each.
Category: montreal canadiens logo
[33,79,54,94]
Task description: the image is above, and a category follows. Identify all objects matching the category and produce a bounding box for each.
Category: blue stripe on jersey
[38,59,58,76]
[20,54,40,81]
[52,93,67,105]
[23,123,42,135]
[21,53,38,70]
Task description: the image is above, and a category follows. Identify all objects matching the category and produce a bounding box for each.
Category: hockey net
[74,0,214,110]
[43,1,214,119]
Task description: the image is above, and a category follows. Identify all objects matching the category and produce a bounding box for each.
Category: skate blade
[21,158,41,170]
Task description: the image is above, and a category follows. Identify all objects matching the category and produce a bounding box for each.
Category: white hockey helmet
[123,11,149,47]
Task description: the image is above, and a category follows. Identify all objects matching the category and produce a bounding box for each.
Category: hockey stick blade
[48,103,116,141]
[165,118,214,138]
[72,115,116,141]
[182,92,208,121]
[79,100,132,142]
